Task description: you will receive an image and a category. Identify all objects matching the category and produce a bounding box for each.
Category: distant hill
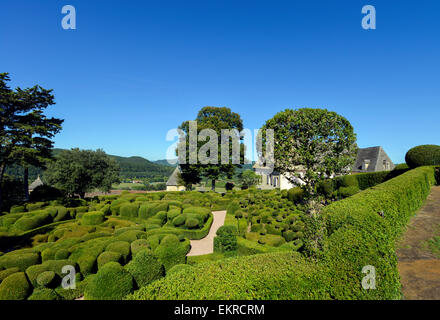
[154,159,178,167]
[6,148,175,183]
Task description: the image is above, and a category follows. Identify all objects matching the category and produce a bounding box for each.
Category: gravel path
[397,186,440,300]
[187,211,227,256]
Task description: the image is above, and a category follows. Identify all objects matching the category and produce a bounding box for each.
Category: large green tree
[44,148,120,198]
[0,73,63,206]
[260,108,357,197]
[178,106,245,191]
[239,169,261,189]
[12,87,63,200]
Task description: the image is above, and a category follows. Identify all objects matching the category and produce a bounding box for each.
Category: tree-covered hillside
[6,149,175,183]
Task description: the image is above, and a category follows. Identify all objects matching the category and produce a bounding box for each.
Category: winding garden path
[396,186,440,299]
[187,210,227,256]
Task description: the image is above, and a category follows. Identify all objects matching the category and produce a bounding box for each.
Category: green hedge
[321,166,436,299]
[0,272,31,300]
[354,168,409,190]
[153,235,190,272]
[84,262,134,300]
[179,214,213,240]
[405,145,440,168]
[125,252,329,299]
[0,252,40,271]
[125,167,435,300]
[97,251,123,269]
[125,249,164,288]
[81,212,105,226]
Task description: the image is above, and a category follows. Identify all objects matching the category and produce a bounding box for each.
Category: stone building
[166,167,185,191]
[352,146,395,173]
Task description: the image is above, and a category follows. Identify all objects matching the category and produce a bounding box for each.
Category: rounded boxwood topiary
[154,235,189,272]
[405,145,440,168]
[185,217,199,229]
[54,249,70,260]
[105,241,131,263]
[97,251,123,269]
[287,187,304,204]
[36,271,57,288]
[81,211,105,226]
[0,267,20,283]
[28,287,60,300]
[0,272,31,300]
[0,252,40,271]
[130,239,150,256]
[167,264,192,275]
[172,215,186,227]
[125,249,164,288]
[84,262,134,300]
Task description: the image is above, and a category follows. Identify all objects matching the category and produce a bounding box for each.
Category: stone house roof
[352,146,395,172]
[29,176,44,190]
[166,167,181,186]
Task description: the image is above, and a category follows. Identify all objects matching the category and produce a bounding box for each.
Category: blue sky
[1,0,439,163]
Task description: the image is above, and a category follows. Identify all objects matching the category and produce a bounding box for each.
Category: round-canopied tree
[44,148,120,198]
[259,108,357,197]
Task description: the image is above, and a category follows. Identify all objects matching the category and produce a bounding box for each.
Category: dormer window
[363,159,370,170]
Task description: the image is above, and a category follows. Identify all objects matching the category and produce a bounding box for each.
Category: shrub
[337,186,359,198]
[84,262,134,300]
[166,209,181,221]
[154,235,189,272]
[405,145,440,168]
[185,217,199,229]
[322,166,436,299]
[130,239,150,256]
[0,252,40,271]
[225,182,234,191]
[53,207,69,222]
[120,203,140,218]
[54,249,70,260]
[125,249,164,288]
[106,241,131,263]
[28,288,60,300]
[339,174,359,188]
[81,211,105,226]
[317,180,334,198]
[167,264,192,275]
[13,211,51,232]
[10,205,26,214]
[287,187,304,203]
[26,259,76,287]
[214,225,237,252]
[0,267,20,283]
[77,255,97,276]
[0,272,31,300]
[116,230,145,243]
[97,251,123,269]
[172,215,186,227]
[30,185,64,202]
[26,202,46,212]
[36,271,57,288]
[226,201,240,215]
[138,203,157,219]
[283,230,295,242]
[125,252,327,300]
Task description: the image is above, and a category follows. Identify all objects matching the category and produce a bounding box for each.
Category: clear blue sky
[1,0,439,163]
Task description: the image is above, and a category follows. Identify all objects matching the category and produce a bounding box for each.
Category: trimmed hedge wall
[125,252,329,299]
[321,166,436,299]
[354,168,409,190]
[126,166,436,300]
